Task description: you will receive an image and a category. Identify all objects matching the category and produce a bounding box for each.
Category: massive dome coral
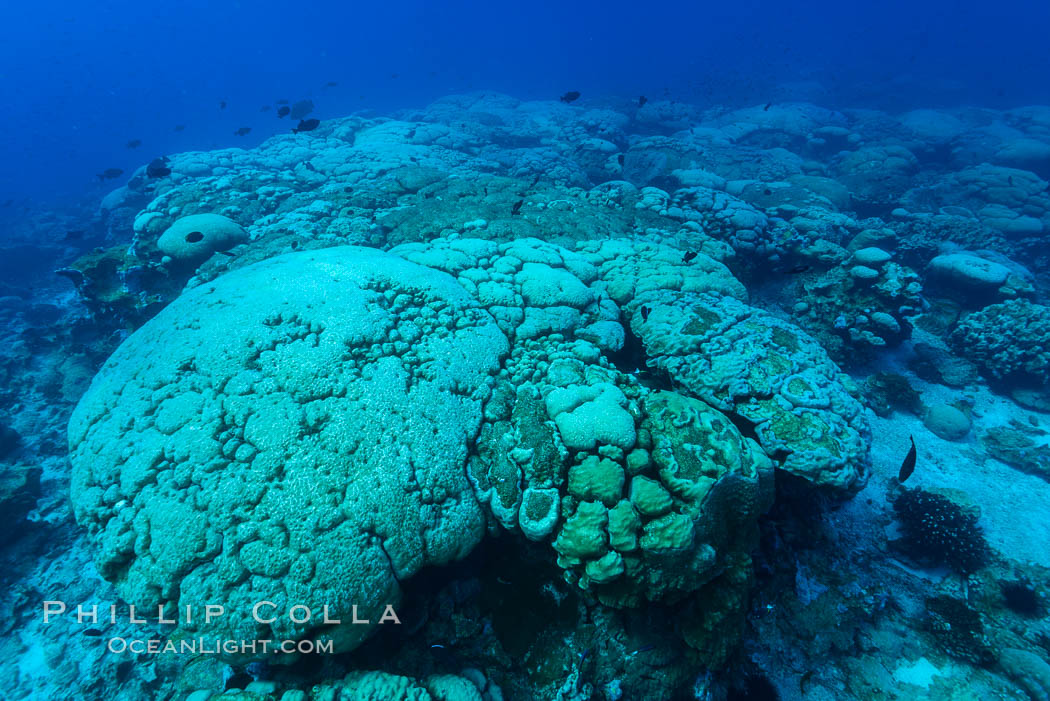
[69,234,871,662]
[68,246,505,660]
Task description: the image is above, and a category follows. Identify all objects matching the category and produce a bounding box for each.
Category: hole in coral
[185,231,205,243]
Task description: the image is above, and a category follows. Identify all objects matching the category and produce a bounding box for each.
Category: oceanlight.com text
[107,637,335,655]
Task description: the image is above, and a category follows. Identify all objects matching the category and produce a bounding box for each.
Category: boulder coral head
[68,246,505,662]
[156,213,248,264]
[69,234,872,665]
[951,299,1050,388]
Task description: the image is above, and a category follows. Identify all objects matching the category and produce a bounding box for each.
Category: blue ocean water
[2,1,1050,700]
[2,0,1049,200]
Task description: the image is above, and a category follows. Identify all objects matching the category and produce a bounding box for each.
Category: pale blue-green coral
[634,291,869,490]
[577,238,870,491]
[951,299,1050,386]
[392,235,866,610]
[68,246,505,662]
[156,212,247,263]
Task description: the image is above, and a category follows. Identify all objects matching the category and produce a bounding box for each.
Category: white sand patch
[893,657,946,688]
[865,367,1050,566]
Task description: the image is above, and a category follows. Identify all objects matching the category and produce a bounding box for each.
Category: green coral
[628,476,673,517]
[628,290,870,491]
[568,456,626,506]
[60,244,176,324]
[552,391,773,608]
[397,235,864,612]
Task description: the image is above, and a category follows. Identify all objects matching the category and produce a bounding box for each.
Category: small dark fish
[275,99,289,105]
[763,188,772,195]
[291,241,299,250]
[277,106,291,118]
[292,118,320,134]
[390,72,399,79]
[3,199,13,207]
[83,628,103,637]
[174,124,186,131]
[219,100,227,109]
[234,127,252,136]
[146,157,172,178]
[64,229,85,241]
[559,90,581,103]
[1008,176,1014,186]
[290,99,315,120]
[683,251,698,263]
[640,305,650,321]
[638,95,648,107]
[617,153,625,166]
[576,648,594,692]
[772,264,811,275]
[97,168,124,181]
[764,102,773,111]
[898,436,917,483]
[511,199,523,215]
[259,105,271,112]
[325,81,338,87]
[125,139,142,149]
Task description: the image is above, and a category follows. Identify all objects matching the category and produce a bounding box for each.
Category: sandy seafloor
[1,91,1050,700]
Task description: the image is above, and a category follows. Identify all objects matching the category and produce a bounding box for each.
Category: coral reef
[925,595,996,666]
[951,299,1050,388]
[2,88,1048,700]
[69,247,503,662]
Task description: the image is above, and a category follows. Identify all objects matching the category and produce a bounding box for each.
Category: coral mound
[68,246,504,661]
[951,299,1050,387]
[892,488,989,574]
